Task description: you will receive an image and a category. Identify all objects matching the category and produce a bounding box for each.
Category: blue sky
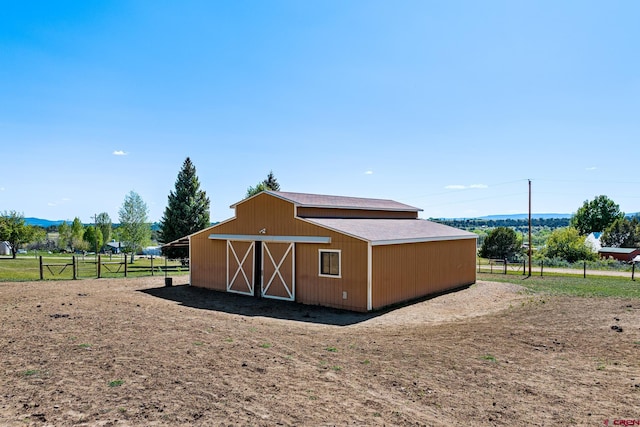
[1,0,639,223]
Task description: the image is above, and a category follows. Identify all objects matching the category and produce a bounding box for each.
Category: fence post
[151,255,154,276]
[39,256,43,280]
[504,258,507,275]
[98,255,102,278]
[522,259,526,276]
[540,260,544,277]
[124,254,128,277]
[632,263,635,281]
[583,261,586,279]
[73,256,77,280]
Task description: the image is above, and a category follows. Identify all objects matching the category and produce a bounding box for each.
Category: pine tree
[246,170,281,198]
[263,170,280,191]
[159,157,210,258]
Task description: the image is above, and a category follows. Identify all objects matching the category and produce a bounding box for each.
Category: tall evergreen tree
[159,157,210,258]
[246,170,281,198]
[263,170,280,191]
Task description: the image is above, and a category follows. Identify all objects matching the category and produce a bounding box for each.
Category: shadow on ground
[138,284,381,326]
[139,282,473,326]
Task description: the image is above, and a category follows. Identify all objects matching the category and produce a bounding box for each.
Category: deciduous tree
[57,221,72,251]
[158,157,210,258]
[478,226,521,260]
[544,227,595,263]
[601,217,640,248]
[0,211,38,258]
[71,217,85,252]
[118,191,151,263]
[83,226,104,254]
[96,212,112,245]
[570,195,624,235]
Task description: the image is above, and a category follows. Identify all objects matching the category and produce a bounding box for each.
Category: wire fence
[477,258,637,281]
[0,254,189,281]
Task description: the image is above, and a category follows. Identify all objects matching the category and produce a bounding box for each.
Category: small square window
[319,250,341,277]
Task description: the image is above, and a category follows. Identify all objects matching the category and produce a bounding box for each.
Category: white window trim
[319,249,341,278]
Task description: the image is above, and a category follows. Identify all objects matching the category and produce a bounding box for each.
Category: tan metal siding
[295,236,369,312]
[297,207,417,219]
[190,232,226,291]
[190,193,371,311]
[371,239,476,310]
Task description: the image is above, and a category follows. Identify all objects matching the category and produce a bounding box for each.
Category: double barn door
[226,240,295,301]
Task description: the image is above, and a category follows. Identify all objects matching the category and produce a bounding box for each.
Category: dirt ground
[1,277,639,426]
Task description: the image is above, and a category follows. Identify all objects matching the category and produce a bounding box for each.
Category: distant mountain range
[435,212,639,221]
[25,217,160,230]
[25,213,638,227]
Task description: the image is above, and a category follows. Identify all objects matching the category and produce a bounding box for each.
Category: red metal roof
[267,191,422,212]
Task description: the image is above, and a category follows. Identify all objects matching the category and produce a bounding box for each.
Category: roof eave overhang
[371,234,478,246]
[208,234,331,244]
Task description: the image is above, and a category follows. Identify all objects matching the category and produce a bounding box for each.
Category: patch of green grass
[193,341,204,346]
[259,343,271,348]
[361,359,370,365]
[481,354,497,363]
[332,366,342,371]
[325,346,338,352]
[78,343,91,349]
[224,338,233,343]
[0,254,189,281]
[108,379,124,387]
[23,369,39,377]
[479,272,640,298]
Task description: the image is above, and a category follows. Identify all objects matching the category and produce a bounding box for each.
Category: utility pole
[93,213,98,261]
[528,179,532,277]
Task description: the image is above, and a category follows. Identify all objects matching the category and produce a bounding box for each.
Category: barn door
[261,242,294,301]
[227,240,255,295]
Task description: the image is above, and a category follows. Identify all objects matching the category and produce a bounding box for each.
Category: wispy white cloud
[0,186,5,191]
[585,166,597,171]
[113,150,127,156]
[364,170,374,175]
[445,183,488,190]
[48,198,71,207]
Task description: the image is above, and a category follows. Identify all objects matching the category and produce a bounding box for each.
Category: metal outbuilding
[178,191,477,312]
[598,247,640,262]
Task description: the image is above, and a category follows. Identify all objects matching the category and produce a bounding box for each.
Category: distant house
[166,191,478,312]
[598,247,640,262]
[0,241,11,256]
[105,241,123,254]
[585,232,602,253]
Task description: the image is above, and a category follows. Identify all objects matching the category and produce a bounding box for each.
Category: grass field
[478,272,640,298]
[0,254,188,281]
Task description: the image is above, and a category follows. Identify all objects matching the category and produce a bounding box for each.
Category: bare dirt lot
[1,277,639,426]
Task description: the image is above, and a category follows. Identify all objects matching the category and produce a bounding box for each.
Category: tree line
[477,195,640,263]
[436,217,571,230]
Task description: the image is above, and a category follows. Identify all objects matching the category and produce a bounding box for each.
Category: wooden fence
[39,255,188,280]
